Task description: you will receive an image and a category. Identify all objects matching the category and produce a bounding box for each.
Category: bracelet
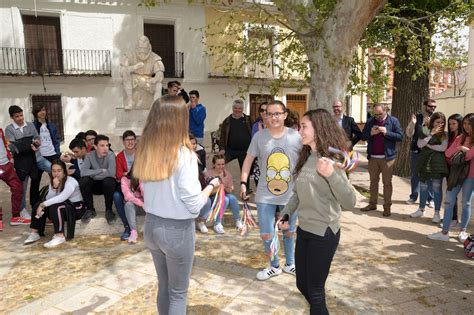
[240,181,247,186]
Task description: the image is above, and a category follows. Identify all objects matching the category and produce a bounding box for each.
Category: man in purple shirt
[360,104,403,217]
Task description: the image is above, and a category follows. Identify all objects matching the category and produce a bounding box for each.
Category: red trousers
[0,162,23,220]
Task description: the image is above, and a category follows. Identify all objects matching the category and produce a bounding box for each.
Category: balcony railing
[0,47,111,76]
[160,51,184,78]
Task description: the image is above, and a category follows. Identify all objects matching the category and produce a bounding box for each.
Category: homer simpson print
[266,148,291,196]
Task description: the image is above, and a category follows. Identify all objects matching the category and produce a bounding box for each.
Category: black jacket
[341,115,362,148]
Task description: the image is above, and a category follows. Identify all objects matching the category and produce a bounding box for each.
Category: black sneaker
[81,209,95,223]
[105,211,116,225]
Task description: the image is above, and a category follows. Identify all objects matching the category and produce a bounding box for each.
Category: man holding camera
[360,104,403,217]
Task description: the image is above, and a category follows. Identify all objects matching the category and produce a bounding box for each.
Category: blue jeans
[198,193,241,224]
[410,151,433,202]
[420,178,442,211]
[198,198,212,220]
[113,190,129,229]
[256,202,297,267]
[442,178,474,232]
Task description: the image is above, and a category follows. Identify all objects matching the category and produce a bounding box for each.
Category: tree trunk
[277,0,387,110]
[391,44,430,177]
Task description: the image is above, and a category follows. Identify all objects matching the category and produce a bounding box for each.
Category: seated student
[60,138,88,180]
[30,104,61,208]
[5,105,44,220]
[79,134,116,224]
[113,130,137,240]
[190,133,206,172]
[0,127,26,229]
[24,160,86,248]
[200,154,243,234]
[121,166,143,244]
[84,130,98,152]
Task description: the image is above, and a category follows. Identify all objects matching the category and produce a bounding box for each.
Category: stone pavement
[1,145,473,314]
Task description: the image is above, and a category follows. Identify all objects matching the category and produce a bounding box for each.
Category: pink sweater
[205,168,234,193]
[121,177,144,207]
[445,135,474,178]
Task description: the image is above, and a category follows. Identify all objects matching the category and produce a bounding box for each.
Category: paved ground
[1,144,473,314]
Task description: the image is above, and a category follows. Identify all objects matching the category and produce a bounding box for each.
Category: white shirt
[44,177,83,207]
[39,123,56,157]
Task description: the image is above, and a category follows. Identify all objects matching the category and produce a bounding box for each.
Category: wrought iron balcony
[160,51,184,78]
[0,47,111,76]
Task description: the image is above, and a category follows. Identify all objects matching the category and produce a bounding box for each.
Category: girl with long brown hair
[133,95,220,314]
[279,108,356,315]
[409,112,449,223]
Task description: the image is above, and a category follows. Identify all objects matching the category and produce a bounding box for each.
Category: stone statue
[121,36,165,110]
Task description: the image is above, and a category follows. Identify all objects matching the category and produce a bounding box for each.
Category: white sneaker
[409,208,425,218]
[427,201,435,208]
[24,232,40,245]
[256,266,282,281]
[44,235,66,248]
[406,198,416,205]
[428,231,449,241]
[458,231,469,243]
[213,223,225,234]
[20,208,31,220]
[283,264,296,276]
[432,212,441,223]
[197,221,208,234]
[440,220,459,229]
[236,220,243,230]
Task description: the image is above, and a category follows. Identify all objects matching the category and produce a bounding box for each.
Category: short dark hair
[268,100,286,112]
[122,130,136,139]
[9,105,23,117]
[75,132,86,140]
[423,99,436,107]
[32,103,45,119]
[189,90,199,98]
[189,133,196,141]
[85,130,98,138]
[167,80,181,88]
[94,134,109,145]
[69,138,86,150]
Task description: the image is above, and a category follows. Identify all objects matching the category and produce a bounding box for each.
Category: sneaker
[360,204,377,212]
[409,208,425,218]
[24,232,40,245]
[81,209,95,223]
[46,219,53,226]
[256,266,282,281]
[44,235,66,248]
[439,220,459,229]
[458,231,469,243]
[0,220,3,231]
[406,198,416,205]
[236,220,244,230]
[105,210,116,225]
[120,228,130,241]
[213,223,225,234]
[197,221,208,233]
[427,200,435,208]
[128,229,138,244]
[20,208,31,220]
[428,231,449,241]
[10,216,31,225]
[283,264,296,276]
[432,212,441,223]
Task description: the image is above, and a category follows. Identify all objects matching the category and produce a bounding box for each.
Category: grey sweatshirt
[80,150,116,180]
[281,152,357,237]
[143,147,208,220]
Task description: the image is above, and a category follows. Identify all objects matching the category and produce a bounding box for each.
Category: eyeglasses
[124,138,136,142]
[266,112,285,118]
[259,108,266,113]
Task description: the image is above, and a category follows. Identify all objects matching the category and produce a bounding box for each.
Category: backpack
[464,234,474,259]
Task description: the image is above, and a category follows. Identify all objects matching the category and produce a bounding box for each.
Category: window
[31,95,64,141]
[144,23,181,78]
[22,15,62,74]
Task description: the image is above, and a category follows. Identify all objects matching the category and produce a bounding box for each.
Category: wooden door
[144,23,175,77]
[249,94,273,122]
[286,94,307,120]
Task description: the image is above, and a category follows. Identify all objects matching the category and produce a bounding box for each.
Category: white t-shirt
[39,123,56,157]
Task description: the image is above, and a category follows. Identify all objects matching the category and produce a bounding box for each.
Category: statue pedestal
[114,107,150,137]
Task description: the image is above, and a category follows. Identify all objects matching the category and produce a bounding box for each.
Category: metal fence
[0,47,111,76]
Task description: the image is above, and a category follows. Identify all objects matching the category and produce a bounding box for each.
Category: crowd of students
[0,96,473,314]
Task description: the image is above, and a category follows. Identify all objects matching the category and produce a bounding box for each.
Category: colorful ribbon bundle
[240,201,258,235]
[206,184,226,223]
[269,220,280,260]
[328,146,359,172]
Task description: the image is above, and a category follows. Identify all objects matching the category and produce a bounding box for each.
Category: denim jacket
[362,115,403,161]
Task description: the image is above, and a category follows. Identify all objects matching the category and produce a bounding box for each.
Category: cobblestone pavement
[1,146,473,314]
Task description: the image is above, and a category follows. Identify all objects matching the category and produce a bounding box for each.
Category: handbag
[447,151,469,190]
